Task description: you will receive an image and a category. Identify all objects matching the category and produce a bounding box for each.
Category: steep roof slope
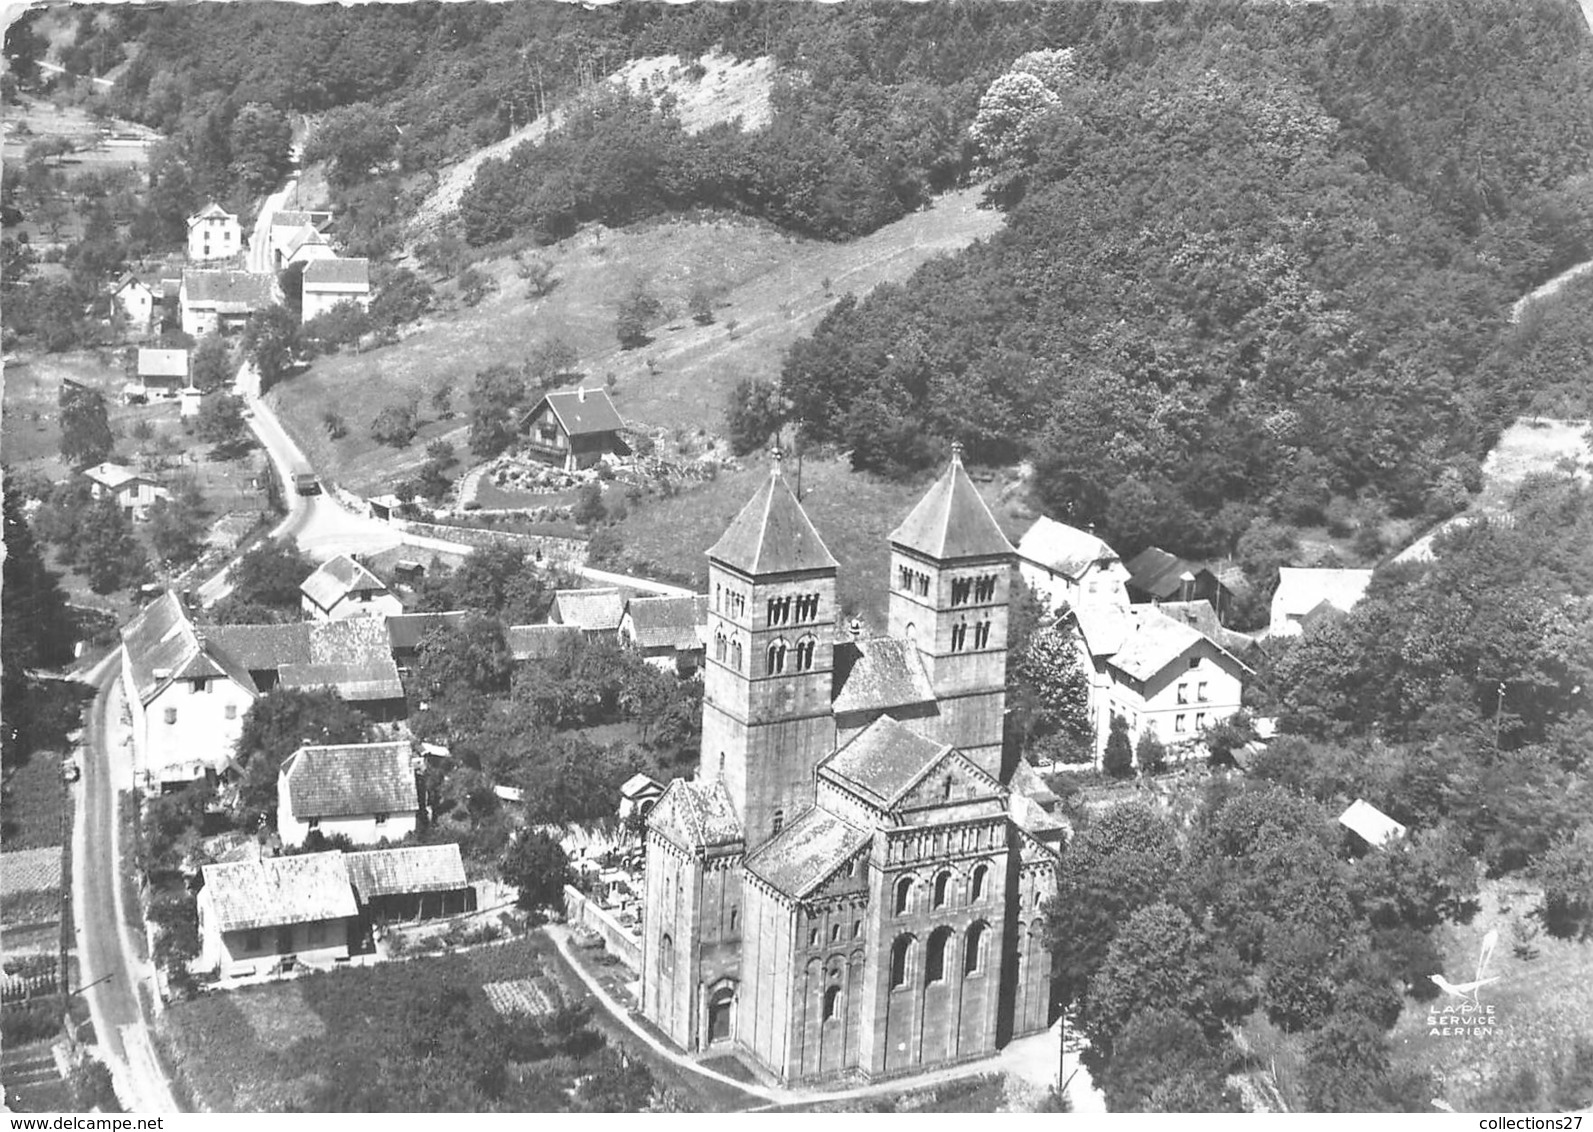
[889,450,1012,561]
[708,466,838,576]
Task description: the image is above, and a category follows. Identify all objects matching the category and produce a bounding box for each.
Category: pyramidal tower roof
[708,452,838,576]
[889,445,1014,561]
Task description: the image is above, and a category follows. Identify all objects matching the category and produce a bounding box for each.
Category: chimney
[847,617,863,641]
[578,387,588,403]
[1179,570,1196,603]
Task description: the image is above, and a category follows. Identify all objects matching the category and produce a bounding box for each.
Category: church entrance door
[708,988,734,1042]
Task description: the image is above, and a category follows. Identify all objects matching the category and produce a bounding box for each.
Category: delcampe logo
[1427,927,1503,1039]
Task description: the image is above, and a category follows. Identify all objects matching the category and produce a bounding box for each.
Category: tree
[725,378,784,457]
[370,402,418,447]
[227,539,313,608]
[414,616,513,699]
[370,266,433,326]
[190,333,234,393]
[468,363,526,457]
[59,381,113,468]
[1135,731,1168,777]
[572,482,606,526]
[196,392,249,453]
[524,336,578,392]
[1101,1009,1235,1113]
[229,103,294,195]
[516,252,556,298]
[1103,714,1133,779]
[242,304,300,390]
[80,498,147,595]
[234,689,368,821]
[1083,903,1232,1055]
[146,491,208,567]
[2,478,75,768]
[501,828,572,917]
[688,280,715,325]
[1535,826,1593,939]
[614,281,662,349]
[457,266,495,307]
[1015,625,1093,763]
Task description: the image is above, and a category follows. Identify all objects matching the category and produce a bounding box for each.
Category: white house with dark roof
[112,273,157,330]
[300,257,371,323]
[277,741,420,848]
[519,388,629,471]
[618,594,709,672]
[1070,603,1249,765]
[186,203,242,262]
[1016,516,1130,613]
[301,554,402,621]
[1269,567,1376,638]
[119,592,258,789]
[197,851,359,977]
[83,461,167,519]
[549,588,626,639]
[180,269,275,336]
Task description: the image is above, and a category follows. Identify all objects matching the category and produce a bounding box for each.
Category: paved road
[73,651,181,1113]
[248,179,298,275]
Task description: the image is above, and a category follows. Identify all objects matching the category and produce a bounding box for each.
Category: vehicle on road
[293,471,321,496]
[61,758,80,783]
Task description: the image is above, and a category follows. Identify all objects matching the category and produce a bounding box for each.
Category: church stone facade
[641,449,1062,1085]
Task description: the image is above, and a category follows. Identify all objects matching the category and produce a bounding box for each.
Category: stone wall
[563,885,642,971]
[390,518,588,568]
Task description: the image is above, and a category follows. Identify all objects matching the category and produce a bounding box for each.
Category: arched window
[659,933,674,975]
[970,863,989,903]
[823,984,841,1020]
[889,936,913,990]
[951,620,969,652]
[925,926,952,984]
[932,870,951,909]
[714,631,727,663]
[904,621,917,645]
[894,876,914,916]
[730,638,743,671]
[766,638,788,675]
[965,922,988,976]
[794,635,816,672]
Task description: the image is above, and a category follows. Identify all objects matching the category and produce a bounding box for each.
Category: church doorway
[708,986,735,1043]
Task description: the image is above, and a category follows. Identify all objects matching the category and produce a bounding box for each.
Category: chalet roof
[744,807,869,899]
[620,772,664,800]
[120,591,258,706]
[345,844,467,898]
[200,851,358,932]
[83,461,153,491]
[550,588,625,633]
[302,257,370,289]
[385,611,471,652]
[137,348,188,379]
[531,389,625,437]
[1338,799,1407,848]
[506,623,582,661]
[1125,547,1219,601]
[831,635,937,715]
[1273,567,1375,619]
[623,595,708,652]
[281,741,417,820]
[1018,516,1119,579]
[187,203,235,227]
[708,466,837,576]
[301,554,388,611]
[182,269,273,308]
[889,450,1012,562]
[819,715,952,809]
[646,778,743,853]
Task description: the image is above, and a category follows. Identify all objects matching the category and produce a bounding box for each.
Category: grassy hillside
[268,184,1003,497]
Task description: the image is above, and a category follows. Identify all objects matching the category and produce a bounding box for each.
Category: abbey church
[641,448,1062,1085]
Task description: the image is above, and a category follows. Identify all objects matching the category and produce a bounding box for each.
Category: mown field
[267,185,1003,498]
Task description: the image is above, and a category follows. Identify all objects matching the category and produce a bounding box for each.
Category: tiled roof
[708,467,838,576]
[1125,547,1220,601]
[889,451,1012,562]
[303,257,370,289]
[551,589,625,632]
[0,848,62,898]
[1273,567,1375,619]
[301,554,388,611]
[536,389,624,437]
[283,226,329,259]
[831,636,936,714]
[345,844,467,898]
[744,807,869,899]
[121,591,258,705]
[506,623,582,661]
[281,742,418,820]
[623,595,708,651]
[1102,606,1250,682]
[819,716,951,809]
[1156,600,1258,658]
[386,612,471,651]
[1071,605,1131,660]
[620,773,663,799]
[82,462,152,491]
[1018,517,1118,579]
[183,269,273,308]
[210,615,392,669]
[277,660,403,701]
[647,779,743,853]
[200,851,358,932]
[137,348,188,379]
[271,210,317,229]
[187,203,235,225]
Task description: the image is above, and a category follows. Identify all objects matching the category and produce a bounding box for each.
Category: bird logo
[1429,927,1500,1005]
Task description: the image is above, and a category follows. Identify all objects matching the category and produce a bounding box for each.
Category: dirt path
[1509,259,1593,323]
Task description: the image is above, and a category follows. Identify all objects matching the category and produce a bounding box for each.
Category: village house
[135,347,189,399]
[301,554,403,621]
[111,273,157,331]
[186,203,243,263]
[197,852,360,978]
[519,388,629,471]
[83,461,167,519]
[207,617,406,723]
[549,588,626,640]
[618,594,709,673]
[345,844,475,925]
[385,611,470,671]
[280,225,336,270]
[276,740,420,849]
[1268,566,1376,637]
[300,257,372,324]
[180,269,275,337]
[1070,603,1249,766]
[507,623,583,663]
[119,593,258,791]
[1124,546,1233,618]
[1155,599,1261,664]
[267,209,334,270]
[1016,516,1130,613]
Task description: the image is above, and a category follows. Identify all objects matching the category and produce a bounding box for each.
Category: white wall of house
[277,803,418,849]
[116,284,154,328]
[302,590,405,622]
[197,894,354,976]
[123,652,254,789]
[1089,641,1244,765]
[301,287,371,323]
[179,295,216,338]
[1019,558,1130,614]
[188,216,241,262]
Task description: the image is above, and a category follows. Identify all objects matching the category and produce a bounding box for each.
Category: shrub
[1103,715,1133,779]
[1,1000,61,1046]
[371,403,418,447]
[614,282,662,350]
